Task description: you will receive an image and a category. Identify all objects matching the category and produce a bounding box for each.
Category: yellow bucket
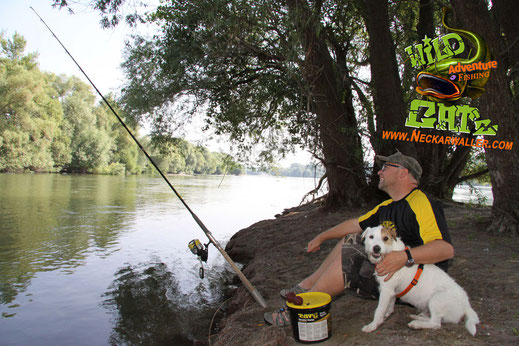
[286,292,332,343]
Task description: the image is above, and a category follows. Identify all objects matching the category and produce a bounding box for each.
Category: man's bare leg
[267,238,347,325]
[298,237,345,291]
[309,248,345,297]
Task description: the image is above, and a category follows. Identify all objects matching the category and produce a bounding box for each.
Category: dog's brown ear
[382,226,397,240]
[388,227,397,240]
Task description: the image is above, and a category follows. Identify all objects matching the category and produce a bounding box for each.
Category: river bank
[212,199,519,345]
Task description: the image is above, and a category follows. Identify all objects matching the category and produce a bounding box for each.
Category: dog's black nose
[373,245,381,254]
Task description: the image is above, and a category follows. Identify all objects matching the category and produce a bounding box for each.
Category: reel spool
[188,239,209,279]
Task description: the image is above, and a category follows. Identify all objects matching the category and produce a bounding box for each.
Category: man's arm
[375,239,454,281]
[307,218,363,252]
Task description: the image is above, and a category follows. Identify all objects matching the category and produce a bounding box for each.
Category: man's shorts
[341,244,379,299]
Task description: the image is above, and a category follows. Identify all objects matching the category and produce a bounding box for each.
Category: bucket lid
[286,292,331,310]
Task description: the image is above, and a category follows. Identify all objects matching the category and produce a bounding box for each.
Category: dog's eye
[383,236,389,241]
[369,235,374,239]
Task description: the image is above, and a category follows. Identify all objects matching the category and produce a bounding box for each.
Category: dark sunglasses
[381,163,405,171]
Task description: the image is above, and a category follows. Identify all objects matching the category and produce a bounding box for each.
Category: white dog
[361,225,479,336]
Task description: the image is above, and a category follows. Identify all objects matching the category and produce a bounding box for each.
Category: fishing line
[31,7,267,309]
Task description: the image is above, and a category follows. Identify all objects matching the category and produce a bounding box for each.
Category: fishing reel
[188,239,210,279]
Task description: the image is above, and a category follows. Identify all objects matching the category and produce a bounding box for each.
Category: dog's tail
[464,305,479,336]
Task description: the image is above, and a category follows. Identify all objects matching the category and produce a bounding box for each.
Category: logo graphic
[405,7,494,102]
[399,7,503,141]
[381,220,396,232]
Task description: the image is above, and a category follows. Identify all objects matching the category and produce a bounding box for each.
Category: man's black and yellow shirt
[358,188,451,271]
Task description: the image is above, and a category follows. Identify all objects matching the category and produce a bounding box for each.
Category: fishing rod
[31,7,267,309]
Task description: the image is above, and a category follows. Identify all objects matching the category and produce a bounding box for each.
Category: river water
[0,174,491,345]
[0,174,321,345]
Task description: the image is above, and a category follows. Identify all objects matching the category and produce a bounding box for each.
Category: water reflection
[103,260,232,345]
[0,174,137,308]
[0,173,320,344]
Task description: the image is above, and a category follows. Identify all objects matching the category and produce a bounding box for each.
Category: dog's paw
[409,313,428,321]
[362,323,378,333]
[408,320,422,329]
[408,319,439,330]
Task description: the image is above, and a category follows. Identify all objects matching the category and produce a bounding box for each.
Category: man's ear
[398,167,409,180]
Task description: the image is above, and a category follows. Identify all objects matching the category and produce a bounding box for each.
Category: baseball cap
[376,151,422,182]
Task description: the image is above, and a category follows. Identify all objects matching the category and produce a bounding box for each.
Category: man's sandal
[279,284,309,299]
[264,307,291,326]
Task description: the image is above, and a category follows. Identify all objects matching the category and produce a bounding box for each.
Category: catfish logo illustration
[400,7,500,138]
[406,7,494,102]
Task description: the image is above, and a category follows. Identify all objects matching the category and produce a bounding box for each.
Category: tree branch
[350,79,375,138]
[313,0,324,18]
[456,169,489,185]
[300,171,327,205]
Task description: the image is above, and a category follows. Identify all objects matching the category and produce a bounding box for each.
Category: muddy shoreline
[211,199,519,345]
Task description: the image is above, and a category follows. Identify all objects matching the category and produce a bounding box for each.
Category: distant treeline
[149,136,243,175]
[271,163,324,178]
[0,33,242,176]
[2,33,319,178]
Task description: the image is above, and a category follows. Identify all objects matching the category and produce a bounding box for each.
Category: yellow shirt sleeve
[406,190,443,244]
[359,199,393,223]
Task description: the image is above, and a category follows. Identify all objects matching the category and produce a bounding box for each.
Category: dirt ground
[211,199,519,345]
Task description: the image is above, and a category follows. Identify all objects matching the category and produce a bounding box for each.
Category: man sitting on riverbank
[264,151,454,326]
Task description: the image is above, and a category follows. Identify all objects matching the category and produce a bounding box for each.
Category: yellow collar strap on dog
[396,248,424,298]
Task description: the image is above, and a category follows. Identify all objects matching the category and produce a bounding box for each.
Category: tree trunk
[412,0,447,194]
[491,0,519,72]
[450,0,519,235]
[362,0,467,200]
[363,0,413,156]
[360,0,415,198]
[287,0,367,208]
[416,0,435,39]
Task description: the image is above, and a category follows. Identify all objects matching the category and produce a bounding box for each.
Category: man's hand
[305,218,362,253]
[307,236,323,253]
[375,250,407,281]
